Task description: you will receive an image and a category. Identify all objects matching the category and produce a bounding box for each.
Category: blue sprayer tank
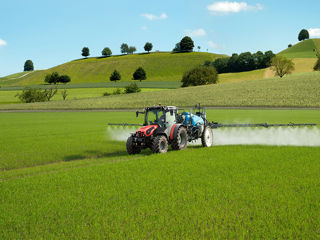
[181,112,204,126]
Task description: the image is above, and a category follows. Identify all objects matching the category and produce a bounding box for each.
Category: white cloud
[184,28,206,37]
[308,28,320,37]
[141,13,168,20]
[208,41,218,49]
[0,38,7,46]
[207,1,263,14]
[141,26,148,31]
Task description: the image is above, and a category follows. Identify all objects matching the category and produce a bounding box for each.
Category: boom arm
[210,122,317,129]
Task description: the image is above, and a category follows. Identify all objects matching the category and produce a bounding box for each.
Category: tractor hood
[136,125,158,137]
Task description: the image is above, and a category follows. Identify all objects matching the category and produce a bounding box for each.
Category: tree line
[208,51,275,74]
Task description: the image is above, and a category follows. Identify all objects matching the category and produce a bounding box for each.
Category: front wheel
[126,136,141,155]
[201,126,213,147]
[152,135,168,153]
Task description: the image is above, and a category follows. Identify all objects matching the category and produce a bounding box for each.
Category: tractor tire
[152,135,168,153]
[201,126,213,147]
[171,127,188,150]
[126,136,141,155]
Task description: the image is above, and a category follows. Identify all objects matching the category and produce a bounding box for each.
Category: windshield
[145,110,165,127]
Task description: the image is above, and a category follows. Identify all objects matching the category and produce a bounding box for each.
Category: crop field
[0,109,320,238]
[1,72,319,110]
[0,87,166,105]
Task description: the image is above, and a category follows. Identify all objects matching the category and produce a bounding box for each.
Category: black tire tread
[126,136,141,154]
[171,127,188,150]
[152,135,168,153]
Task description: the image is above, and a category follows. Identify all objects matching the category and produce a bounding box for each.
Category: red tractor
[125,105,213,154]
[109,104,318,155]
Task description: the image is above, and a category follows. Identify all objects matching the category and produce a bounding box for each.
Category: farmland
[279,39,320,58]
[1,72,319,110]
[1,109,320,238]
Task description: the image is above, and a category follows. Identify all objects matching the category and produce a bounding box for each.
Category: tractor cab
[138,106,178,127]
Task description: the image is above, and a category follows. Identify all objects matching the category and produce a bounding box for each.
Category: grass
[3,52,224,86]
[278,39,320,58]
[219,69,266,83]
[0,109,319,170]
[0,88,166,105]
[0,110,320,239]
[1,71,319,109]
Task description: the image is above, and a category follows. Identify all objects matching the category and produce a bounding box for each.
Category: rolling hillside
[278,39,320,58]
[1,52,224,86]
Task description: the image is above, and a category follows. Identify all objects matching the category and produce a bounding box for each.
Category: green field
[0,52,224,86]
[279,39,320,58]
[1,72,319,110]
[1,110,320,238]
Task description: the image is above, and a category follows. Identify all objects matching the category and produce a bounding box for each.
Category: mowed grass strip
[1,71,319,110]
[0,109,319,170]
[0,145,320,239]
[9,52,223,86]
[0,87,166,105]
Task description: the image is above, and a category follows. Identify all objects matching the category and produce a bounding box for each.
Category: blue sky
[0,0,319,76]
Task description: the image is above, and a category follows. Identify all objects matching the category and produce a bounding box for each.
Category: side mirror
[136,111,139,117]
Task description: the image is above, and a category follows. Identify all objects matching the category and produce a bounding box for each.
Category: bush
[125,83,141,93]
[298,29,309,41]
[103,92,111,96]
[82,47,90,57]
[45,72,59,84]
[133,67,146,81]
[113,88,122,95]
[313,57,320,71]
[288,44,292,48]
[182,66,218,87]
[59,75,71,84]
[16,88,47,103]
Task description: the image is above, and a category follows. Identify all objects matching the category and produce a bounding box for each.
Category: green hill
[2,52,224,86]
[278,39,320,58]
[1,72,319,109]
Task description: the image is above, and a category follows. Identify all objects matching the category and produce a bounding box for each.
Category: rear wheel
[152,135,168,153]
[126,136,141,154]
[172,127,188,150]
[201,126,213,147]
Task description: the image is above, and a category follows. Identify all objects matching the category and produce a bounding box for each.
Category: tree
[270,56,295,78]
[314,51,320,71]
[121,43,129,54]
[16,88,47,103]
[253,51,265,69]
[61,89,68,100]
[262,50,275,67]
[298,29,309,41]
[181,66,218,87]
[180,36,194,52]
[59,75,71,84]
[238,52,255,71]
[43,87,58,101]
[288,44,292,48]
[133,67,146,81]
[102,47,112,56]
[144,42,153,53]
[172,43,181,52]
[110,70,121,82]
[24,60,34,71]
[197,46,201,52]
[82,47,90,58]
[227,53,240,72]
[44,72,60,84]
[212,58,229,73]
[128,46,136,54]
[204,60,211,66]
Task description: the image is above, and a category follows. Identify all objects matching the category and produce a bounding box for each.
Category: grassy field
[0,88,166,105]
[278,39,320,58]
[1,72,319,109]
[1,52,224,86]
[0,110,320,238]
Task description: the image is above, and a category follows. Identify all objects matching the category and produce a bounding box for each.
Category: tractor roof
[145,106,177,112]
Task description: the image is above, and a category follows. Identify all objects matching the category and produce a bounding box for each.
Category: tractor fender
[153,127,168,139]
[169,124,183,140]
